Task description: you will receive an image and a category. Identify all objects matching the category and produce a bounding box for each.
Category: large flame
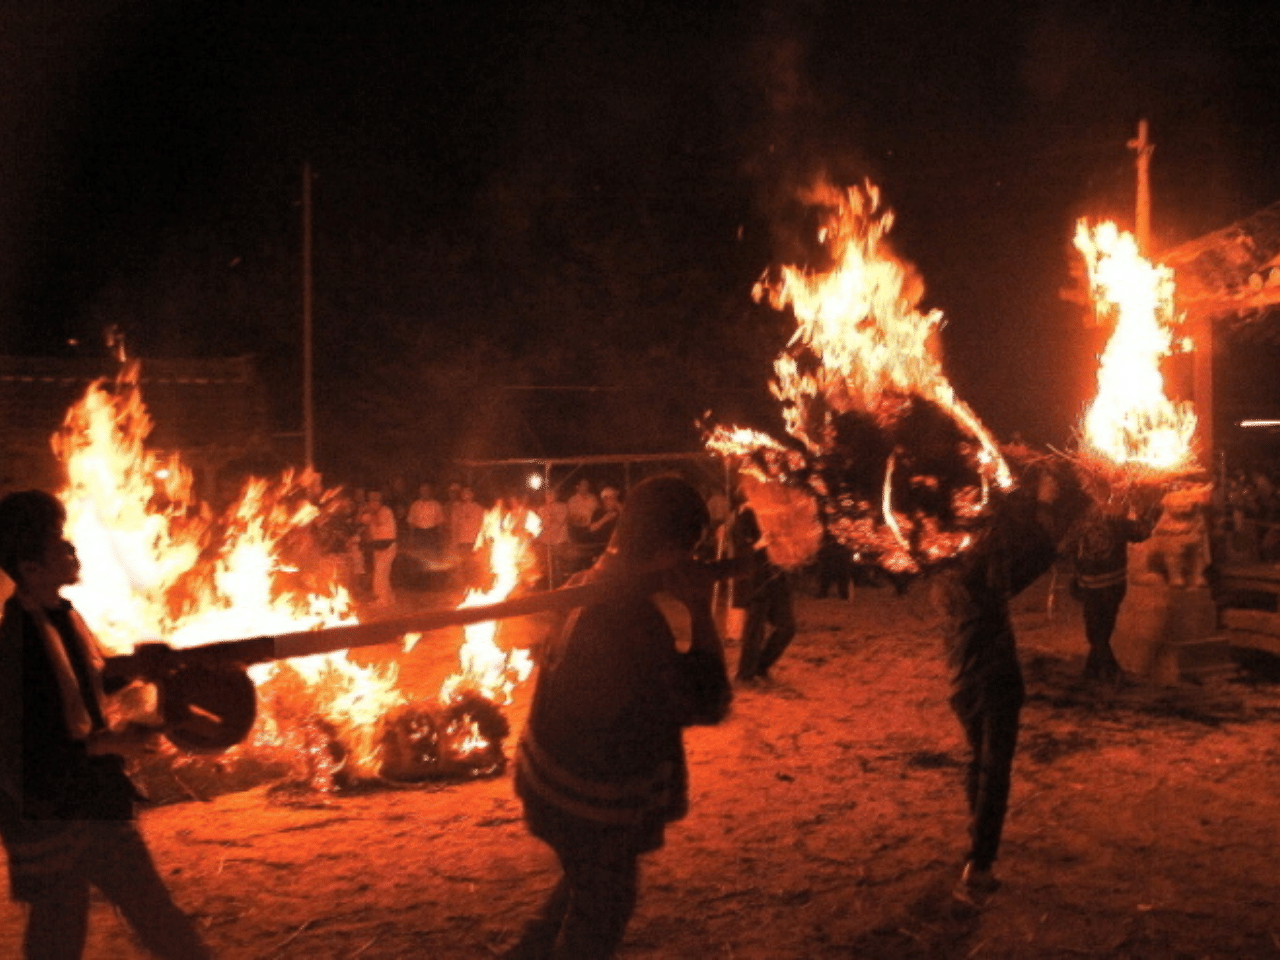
[1075,220,1197,473]
[380,503,540,773]
[760,182,1008,489]
[54,365,403,776]
[707,181,1009,573]
[52,364,543,785]
[439,506,537,707]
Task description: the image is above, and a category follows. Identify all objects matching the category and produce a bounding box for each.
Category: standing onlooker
[535,488,571,587]
[0,490,212,959]
[510,476,731,959]
[583,486,622,564]
[815,529,856,600]
[406,483,446,557]
[449,485,486,588]
[704,484,730,541]
[565,479,599,544]
[731,493,796,684]
[327,489,367,593]
[384,475,410,526]
[363,489,398,608]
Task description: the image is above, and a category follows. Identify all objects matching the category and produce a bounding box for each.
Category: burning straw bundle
[707,180,1010,576]
[718,396,1000,575]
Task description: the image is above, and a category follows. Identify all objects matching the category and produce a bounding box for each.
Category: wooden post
[1193,316,1215,468]
[1128,120,1153,254]
[302,162,315,472]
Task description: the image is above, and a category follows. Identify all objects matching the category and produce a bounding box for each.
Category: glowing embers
[378,693,511,782]
[708,181,1007,574]
[1075,220,1197,474]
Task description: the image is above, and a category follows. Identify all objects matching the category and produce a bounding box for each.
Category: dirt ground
[3,572,1280,959]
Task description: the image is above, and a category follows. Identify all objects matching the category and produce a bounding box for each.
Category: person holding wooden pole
[0,490,211,960]
[507,476,732,959]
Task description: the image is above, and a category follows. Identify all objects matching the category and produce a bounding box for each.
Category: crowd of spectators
[1222,464,1280,563]
[318,467,1008,611]
[316,473,736,604]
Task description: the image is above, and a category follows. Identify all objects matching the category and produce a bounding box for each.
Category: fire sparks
[1074,220,1198,473]
[708,181,1009,574]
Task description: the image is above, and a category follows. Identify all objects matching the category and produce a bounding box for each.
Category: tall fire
[1074,219,1198,474]
[438,506,536,706]
[707,180,1010,574]
[53,364,534,792]
[380,506,538,781]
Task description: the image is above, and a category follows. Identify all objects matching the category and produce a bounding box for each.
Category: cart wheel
[159,662,258,754]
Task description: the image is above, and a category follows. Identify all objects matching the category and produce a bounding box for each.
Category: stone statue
[1145,484,1213,589]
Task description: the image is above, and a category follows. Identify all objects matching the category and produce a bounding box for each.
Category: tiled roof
[1162,200,1280,338]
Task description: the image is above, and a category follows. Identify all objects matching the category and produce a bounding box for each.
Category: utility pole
[302,162,315,472]
[1128,119,1153,254]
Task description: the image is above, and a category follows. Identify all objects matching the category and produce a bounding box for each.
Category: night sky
[3,1,1280,476]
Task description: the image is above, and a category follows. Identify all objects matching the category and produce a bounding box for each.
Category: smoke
[739,0,879,266]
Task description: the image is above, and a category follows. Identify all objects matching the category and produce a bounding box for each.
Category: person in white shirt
[363,490,398,607]
[406,483,446,555]
[449,486,486,588]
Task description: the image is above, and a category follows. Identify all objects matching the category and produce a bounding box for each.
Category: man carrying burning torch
[1066,476,1162,683]
[937,464,1086,907]
[509,476,732,959]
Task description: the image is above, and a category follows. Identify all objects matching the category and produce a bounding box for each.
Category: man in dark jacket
[731,497,796,683]
[1069,492,1160,682]
[939,471,1077,907]
[0,490,211,959]
[510,476,731,959]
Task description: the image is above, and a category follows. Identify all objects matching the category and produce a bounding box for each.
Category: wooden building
[1162,202,1280,660]
[1164,199,1280,333]
[1163,199,1280,463]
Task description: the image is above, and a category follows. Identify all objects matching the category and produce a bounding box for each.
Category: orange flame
[54,365,403,775]
[439,506,536,708]
[755,181,1010,489]
[708,181,1009,573]
[1074,220,1197,473]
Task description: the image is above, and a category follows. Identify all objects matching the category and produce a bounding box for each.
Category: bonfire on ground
[51,364,529,799]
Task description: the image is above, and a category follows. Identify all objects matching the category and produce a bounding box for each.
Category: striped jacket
[515,576,730,856]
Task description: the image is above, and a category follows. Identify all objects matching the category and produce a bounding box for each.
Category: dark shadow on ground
[838,874,984,959]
